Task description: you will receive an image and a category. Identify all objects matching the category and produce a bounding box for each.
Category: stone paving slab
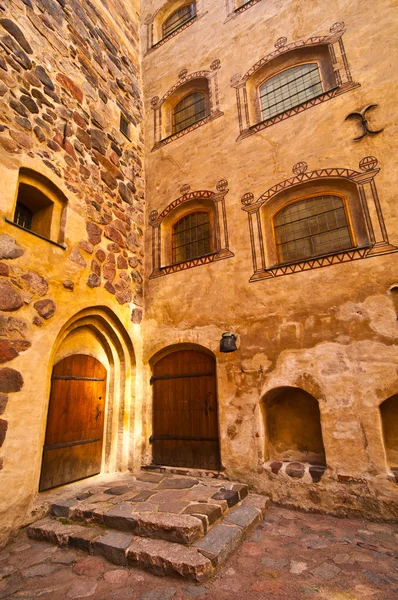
[194,523,242,567]
[93,532,133,566]
[126,537,214,582]
[103,508,205,544]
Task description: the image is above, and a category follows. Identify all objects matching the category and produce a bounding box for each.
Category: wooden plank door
[152,350,220,470]
[39,354,107,491]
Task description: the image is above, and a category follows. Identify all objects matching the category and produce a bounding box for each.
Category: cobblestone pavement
[1,505,397,599]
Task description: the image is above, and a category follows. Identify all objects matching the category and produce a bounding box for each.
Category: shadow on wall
[262,386,326,465]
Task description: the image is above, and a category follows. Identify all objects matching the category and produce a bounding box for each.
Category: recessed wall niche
[262,386,326,464]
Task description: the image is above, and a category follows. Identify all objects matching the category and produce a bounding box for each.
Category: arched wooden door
[152,350,220,470]
[39,354,107,491]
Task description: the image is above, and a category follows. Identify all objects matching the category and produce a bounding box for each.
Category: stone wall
[141,0,398,519]
[0,0,145,547]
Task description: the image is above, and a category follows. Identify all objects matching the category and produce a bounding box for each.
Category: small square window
[120,113,130,140]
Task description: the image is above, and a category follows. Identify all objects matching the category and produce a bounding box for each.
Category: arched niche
[262,386,326,464]
[380,394,398,467]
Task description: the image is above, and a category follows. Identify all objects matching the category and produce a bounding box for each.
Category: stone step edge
[49,483,250,545]
[27,494,270,582]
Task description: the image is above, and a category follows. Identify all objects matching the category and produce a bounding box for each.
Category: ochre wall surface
[0,0,144,547]
[141,0,398,519]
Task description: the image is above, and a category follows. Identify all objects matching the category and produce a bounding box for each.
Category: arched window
[232,25,359,139]
[173,92,207,134]
[162,3,196,38]
[172,211,211,263]
[274,194,352,264]
[259,63,322,121]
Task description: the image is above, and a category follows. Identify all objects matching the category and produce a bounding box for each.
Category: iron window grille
[172,211,211,263]
[274,195,352,264]
[172,92,207,134]
[14,201,33,231]
[162,4,196,38]
[259,63,323,122]
[120,113,130,139]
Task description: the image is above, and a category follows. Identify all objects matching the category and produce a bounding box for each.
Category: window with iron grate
[120,113,130,139]
[172,211,211,263]
[172,92,207,134]
[9,169,68,245]
[259,63,323,122]
[274,195,353,264]
[14,201,33,231]
[163,3,196,38]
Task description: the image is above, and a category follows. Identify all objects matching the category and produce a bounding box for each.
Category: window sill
[234,0,262,14]
[4,218,67,249]
[249,245,372,281]
[149,248,234,279]
[225,0,262,21]
[152,110,224,151]
[237,82,360,140]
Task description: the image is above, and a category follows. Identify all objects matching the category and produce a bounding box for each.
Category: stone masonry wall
[0,0,145,547]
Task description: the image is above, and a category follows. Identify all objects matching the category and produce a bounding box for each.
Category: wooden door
[39,354,107,491]
[152,350,220,470]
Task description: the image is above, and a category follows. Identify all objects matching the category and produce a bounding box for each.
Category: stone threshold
[141,464,228,480]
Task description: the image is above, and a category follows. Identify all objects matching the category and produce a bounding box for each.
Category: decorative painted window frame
[144,0,206,54]
[148,180,234,279]
[231,22,359,140]
[241,157,397,282]
[151,60,223,151]
[226,0,263,21]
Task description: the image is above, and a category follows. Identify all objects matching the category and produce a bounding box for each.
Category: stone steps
[26,472,270,581]
[28,494,269,582]
[47,474,249,544]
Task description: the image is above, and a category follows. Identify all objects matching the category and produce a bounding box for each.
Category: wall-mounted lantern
[220,332,237,353]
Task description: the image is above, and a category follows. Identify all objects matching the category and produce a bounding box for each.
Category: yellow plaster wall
[141,0,398,517]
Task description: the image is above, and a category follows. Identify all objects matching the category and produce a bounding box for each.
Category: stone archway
[40,307,136,488]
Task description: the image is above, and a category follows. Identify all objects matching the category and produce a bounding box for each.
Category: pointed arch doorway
[39,354,107,491]
[151,349,221,471]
